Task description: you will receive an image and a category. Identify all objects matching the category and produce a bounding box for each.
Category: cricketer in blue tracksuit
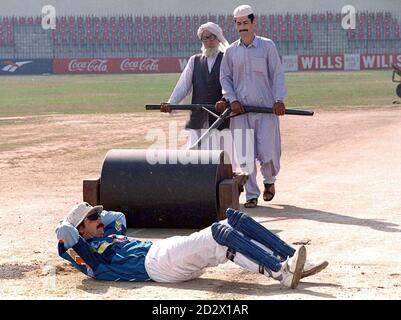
[56,210,153,281]
[56,202,327,287]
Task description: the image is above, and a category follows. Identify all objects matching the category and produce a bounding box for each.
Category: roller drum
[99,149,232,228]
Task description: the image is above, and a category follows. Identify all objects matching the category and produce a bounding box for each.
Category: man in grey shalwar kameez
[218,4,287,208]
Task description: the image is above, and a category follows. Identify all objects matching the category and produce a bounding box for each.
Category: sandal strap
[244,198,258,208]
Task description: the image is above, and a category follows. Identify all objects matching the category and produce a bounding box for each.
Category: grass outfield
[0,70,398,118]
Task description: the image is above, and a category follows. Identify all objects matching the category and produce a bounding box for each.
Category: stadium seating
[54,12,316,54]
[0,11,400,58]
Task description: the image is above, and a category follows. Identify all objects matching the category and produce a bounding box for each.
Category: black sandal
[244,198,258,208]
[263,183,275,201]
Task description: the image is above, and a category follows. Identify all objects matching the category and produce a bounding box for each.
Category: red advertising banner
[53,57,190,74]
[52,54,401,74]
[360,53,401,70]
[298,55,344,71]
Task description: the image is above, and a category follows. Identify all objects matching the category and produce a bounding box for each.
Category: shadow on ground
[127,204,400,240]
[77,274,340,299]
[247,204,401,233]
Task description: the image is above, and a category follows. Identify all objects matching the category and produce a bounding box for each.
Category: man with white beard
[160,22,231,149]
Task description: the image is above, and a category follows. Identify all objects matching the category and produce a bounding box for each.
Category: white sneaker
[301,260,329,279]
[272,245,306,289]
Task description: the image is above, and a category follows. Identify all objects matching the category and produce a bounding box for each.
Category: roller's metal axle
[146,104,314,149]
[145,104,314,116]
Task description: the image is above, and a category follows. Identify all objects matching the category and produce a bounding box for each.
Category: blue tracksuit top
[57,211,153,282]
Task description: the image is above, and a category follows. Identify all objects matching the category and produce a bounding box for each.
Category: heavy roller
[83,149,243,229]
[83,103,313,229]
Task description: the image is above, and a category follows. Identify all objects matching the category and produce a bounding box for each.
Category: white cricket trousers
[144,225,227,282]
[144,221,277,283]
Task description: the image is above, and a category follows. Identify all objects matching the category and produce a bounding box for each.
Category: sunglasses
[86,211,100,221]
[201,34,217,42]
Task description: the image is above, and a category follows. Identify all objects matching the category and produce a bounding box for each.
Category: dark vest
[187,52,230,130]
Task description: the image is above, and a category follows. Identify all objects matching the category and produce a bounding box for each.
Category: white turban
[233,4,254,18]
[197,22,229,52]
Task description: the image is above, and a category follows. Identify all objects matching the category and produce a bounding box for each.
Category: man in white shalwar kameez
[218,4,287,208]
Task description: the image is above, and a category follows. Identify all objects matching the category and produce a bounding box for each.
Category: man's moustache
[97,223,104,229]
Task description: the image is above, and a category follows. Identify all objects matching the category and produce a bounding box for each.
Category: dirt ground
[0,106,400,300]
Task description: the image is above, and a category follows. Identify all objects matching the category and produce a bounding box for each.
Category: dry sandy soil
[0,107,400,300]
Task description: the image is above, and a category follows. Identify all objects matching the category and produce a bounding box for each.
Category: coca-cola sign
[53,58,187,74]
[68,59,109,73]
[120,58,160,72]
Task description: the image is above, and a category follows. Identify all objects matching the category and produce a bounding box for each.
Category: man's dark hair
[234,14,255,23]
